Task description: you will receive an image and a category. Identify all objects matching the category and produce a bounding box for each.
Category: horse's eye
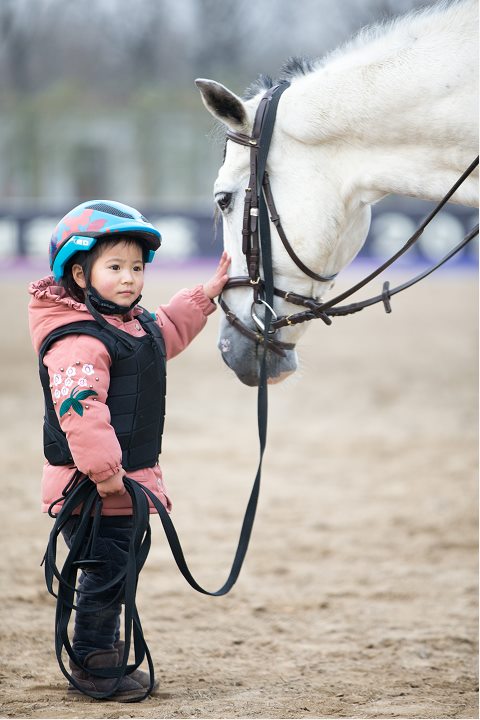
[215,192,233,212]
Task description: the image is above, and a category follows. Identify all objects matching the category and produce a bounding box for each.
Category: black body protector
[39,309,166,472]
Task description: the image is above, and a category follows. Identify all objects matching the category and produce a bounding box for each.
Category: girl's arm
[155,252,231,360]
[203,251,231,299]
[44,333,124,487]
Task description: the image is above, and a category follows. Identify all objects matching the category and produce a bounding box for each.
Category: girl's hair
[60,235,147,302]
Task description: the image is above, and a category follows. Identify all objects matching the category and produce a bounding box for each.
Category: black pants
[61,515,133,660]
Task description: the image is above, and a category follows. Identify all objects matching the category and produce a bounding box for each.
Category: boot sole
[67,685,146,703]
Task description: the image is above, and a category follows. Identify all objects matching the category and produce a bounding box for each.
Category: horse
[196,0,478,387]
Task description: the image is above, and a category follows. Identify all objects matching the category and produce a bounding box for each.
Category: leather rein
[219,81,479,357]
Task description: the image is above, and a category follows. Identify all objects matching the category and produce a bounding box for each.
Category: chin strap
[86,286,142,317]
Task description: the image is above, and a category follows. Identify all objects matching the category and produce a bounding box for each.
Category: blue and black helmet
[49,200,162,281]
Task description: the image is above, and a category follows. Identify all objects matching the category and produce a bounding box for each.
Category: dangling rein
[43,346,270,702]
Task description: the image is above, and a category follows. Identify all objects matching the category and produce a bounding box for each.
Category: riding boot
[114,640,158,691]
[68,648,145,702]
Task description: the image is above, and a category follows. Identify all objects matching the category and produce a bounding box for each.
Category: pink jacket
[28,275,216,515]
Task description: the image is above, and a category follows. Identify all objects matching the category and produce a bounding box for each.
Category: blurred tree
[193,0,246,79]
[0,0,34,93]
[0,0,437,206]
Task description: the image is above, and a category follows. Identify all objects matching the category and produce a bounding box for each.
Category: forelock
[243,57,317,101]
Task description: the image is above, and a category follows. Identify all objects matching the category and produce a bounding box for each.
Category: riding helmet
[49,200,162,281]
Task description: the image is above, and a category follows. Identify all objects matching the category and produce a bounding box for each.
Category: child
[28,199,230,702]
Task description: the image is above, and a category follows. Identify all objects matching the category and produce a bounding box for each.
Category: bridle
[219,80,336,356]
[219,81,479,357]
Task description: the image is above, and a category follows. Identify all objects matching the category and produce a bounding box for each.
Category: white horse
[196,0,478,386]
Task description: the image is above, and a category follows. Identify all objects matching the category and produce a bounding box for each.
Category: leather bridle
[219,81,479,357]
[219,80,337,357]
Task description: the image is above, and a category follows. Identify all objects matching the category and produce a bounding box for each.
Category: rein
[44,455,268,700]
[220,82,479,355]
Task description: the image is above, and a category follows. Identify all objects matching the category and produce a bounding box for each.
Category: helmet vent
[86,202,134,219]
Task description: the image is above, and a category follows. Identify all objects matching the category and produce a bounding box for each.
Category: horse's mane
[243,0,469,100]
[244,58,317,99]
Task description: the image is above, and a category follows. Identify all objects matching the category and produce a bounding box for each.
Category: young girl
[28,199,230,702]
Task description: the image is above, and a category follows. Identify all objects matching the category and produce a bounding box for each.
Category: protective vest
[38,310,166,472]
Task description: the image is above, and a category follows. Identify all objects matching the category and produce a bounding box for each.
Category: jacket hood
[28,275,141,354]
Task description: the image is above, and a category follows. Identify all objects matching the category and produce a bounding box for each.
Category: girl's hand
[95,467,126,498]
[203,251,231,300]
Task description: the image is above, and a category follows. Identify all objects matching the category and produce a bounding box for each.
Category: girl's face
[73,240,145,311]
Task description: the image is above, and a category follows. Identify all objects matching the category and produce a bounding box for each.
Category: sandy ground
[0,265,477,720]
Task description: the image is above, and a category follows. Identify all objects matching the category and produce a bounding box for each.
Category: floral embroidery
[51,362,98,413]
[60,385,98,417]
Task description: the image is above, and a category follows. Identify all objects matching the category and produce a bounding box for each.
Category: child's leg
[62,515,133,658]
[60,515,145,701]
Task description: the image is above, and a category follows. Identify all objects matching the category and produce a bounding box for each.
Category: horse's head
[196,77,372,386]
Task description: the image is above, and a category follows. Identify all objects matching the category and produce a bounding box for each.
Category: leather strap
[319,156,479,314]
[218,295,294,356]
[263,172,337,283]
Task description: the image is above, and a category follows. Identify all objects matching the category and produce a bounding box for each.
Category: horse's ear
[195,79,247,131]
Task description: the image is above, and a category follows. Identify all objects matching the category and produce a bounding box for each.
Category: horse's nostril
[215,192,233,211]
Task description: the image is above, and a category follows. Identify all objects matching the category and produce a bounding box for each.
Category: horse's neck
[282,1,478,205]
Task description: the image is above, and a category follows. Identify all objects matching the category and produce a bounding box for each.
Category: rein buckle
[251,298,278,335]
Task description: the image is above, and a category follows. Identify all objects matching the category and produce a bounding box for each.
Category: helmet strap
[85,285,142,317]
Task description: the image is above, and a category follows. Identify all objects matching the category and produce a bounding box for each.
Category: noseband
[219,83,479,357]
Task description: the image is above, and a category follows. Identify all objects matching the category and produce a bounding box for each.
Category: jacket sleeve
[43,334,122,483]
[154,284,216,360]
